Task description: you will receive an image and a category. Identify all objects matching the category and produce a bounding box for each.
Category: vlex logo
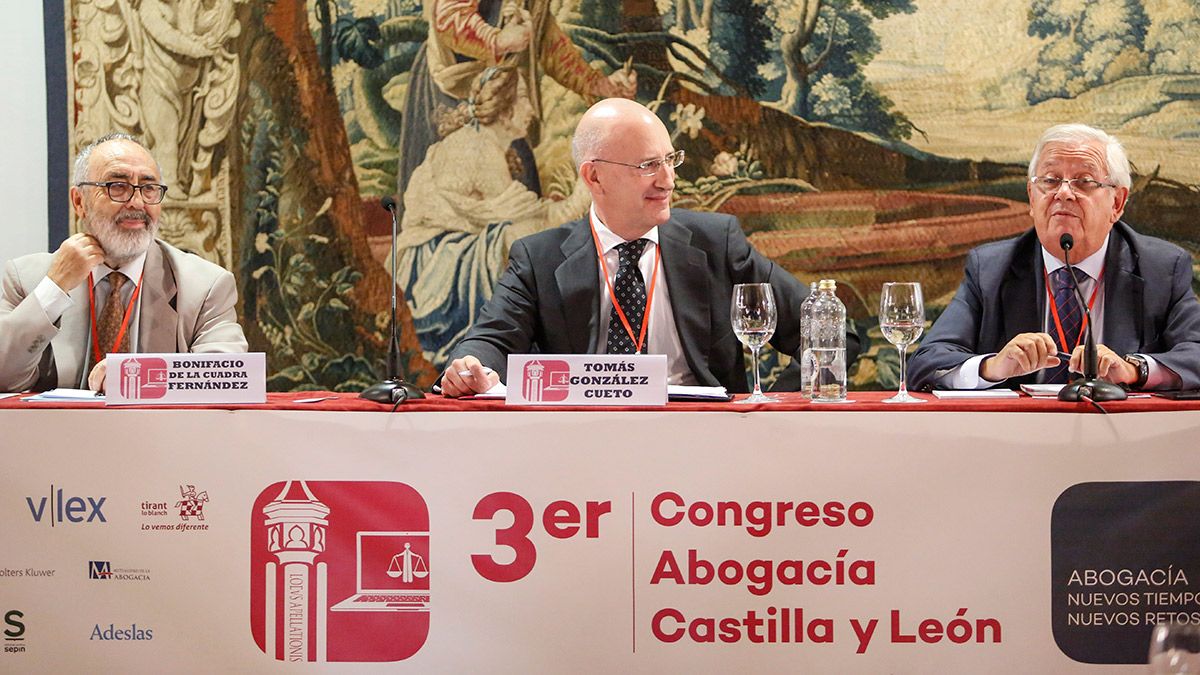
[25,486,106,526]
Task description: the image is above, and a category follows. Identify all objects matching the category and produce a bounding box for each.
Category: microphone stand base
[360,379,426,404]
[1057,379,1127,402]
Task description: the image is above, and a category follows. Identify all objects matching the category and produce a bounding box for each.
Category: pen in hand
[457,367,495,377]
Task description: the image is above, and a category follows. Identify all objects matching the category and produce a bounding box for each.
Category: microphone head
[1059,233,1074,252]
[381,195,398,212]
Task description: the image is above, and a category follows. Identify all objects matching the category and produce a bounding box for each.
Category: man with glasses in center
[0,133,247,392]
[908,123,1200,392]
[441,97,859,396]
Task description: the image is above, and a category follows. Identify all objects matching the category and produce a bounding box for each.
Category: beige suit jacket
[0,239,247,391]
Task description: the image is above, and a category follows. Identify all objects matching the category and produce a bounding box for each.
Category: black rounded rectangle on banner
[1051,481,1200,664]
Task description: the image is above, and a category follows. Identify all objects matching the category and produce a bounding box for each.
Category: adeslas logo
[25,486,106,526]
[90,623,153,641]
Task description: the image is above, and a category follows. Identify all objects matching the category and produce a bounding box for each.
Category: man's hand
[88,360,107,393]
[495,10,531,54]
[441,356,499,398]
[1068,344,1138,385]
[980,332,1061,382]
[46,233,105,292]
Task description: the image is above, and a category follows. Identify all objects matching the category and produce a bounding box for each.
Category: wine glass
[731,283,779,403]
[879,282,925,404]
[1149,623,1200,674]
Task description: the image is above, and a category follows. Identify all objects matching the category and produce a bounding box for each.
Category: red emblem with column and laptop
[117,357,168,399]
[249,481,430,662]
[521,359,570,402]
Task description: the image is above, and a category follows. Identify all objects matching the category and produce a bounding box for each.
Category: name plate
[505,354,667,406]
[104,353,266,406]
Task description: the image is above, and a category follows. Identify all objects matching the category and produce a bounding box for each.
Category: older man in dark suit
[440,98,859,396]
[908,123,1200,392]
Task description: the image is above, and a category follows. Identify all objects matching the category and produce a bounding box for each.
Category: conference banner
[2,407,1198,672]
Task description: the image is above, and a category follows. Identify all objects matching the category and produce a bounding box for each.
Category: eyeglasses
[76,181,168,205]
[1029,176,1117,195]
[590,150,685,177]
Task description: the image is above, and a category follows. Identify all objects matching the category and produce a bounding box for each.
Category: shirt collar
[589,204,660,254]
[93,250,148,288]
[1041,234,1109,281]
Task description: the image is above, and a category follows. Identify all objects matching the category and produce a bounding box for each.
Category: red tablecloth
[3,390,1199,413]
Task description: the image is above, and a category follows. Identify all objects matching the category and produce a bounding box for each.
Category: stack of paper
[22,388,104,401]
[1020,384,1065,397]
[931,389,1019,399]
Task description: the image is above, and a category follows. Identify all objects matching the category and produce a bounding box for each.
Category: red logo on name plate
[249,481,430,662]
[117,357,168,399]
[521,359,570,402]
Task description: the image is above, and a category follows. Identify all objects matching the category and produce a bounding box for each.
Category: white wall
[0,4,48,266]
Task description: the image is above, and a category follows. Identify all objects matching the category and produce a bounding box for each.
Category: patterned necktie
[606,239,649,354]
[1045,266,1085,384]
[97,272,130,358]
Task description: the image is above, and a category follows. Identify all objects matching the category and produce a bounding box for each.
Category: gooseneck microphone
[360,195,425,404]
[1056,232,1126,402]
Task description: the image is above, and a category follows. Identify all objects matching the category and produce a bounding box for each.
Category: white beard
[88,210,158,267]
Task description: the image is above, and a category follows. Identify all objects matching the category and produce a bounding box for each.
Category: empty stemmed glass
[879,282,925,403]
[731,283,779,403]
[1149,623,1200,674]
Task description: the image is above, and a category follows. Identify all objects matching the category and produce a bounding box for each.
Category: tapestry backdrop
[56,0,1200,391]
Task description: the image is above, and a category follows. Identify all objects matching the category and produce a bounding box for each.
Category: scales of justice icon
[387,542,428,583]
[331,531,431,612]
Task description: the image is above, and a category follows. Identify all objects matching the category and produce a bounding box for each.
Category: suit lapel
[659,219,711,374]
[555,220,601,353]
[1001,232,1043,343]
[52,282,94,388]
[138,241,179,353]
[1102,225,1142,352]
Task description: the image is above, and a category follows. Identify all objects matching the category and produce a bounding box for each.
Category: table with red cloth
[1,390,1198,672]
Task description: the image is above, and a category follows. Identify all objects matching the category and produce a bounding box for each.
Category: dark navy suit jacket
[447,209,861,393]
[908,221,1200,390]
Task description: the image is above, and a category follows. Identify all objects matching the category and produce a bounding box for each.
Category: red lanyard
[88,269,145,363]
[590,215,660,353]
[1044,265,1102,353]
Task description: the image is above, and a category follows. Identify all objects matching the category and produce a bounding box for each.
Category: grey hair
[72,132,151,184]
[571,124,605,170]
[1028,123,1132,189]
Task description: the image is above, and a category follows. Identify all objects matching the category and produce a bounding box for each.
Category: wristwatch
[1123,354,1149,389]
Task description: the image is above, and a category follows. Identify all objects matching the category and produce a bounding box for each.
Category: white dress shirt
[590,205,698,385]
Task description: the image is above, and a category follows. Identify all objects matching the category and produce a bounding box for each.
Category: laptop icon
[331,531,430,612]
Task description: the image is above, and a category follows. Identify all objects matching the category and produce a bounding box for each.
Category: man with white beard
[0,133,246,392]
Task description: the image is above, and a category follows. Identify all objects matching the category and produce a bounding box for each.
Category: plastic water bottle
[799,282,818,398]
[810,279,847,402]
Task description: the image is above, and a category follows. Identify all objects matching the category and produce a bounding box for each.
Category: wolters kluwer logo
[117,357,168,399]
[250,481,430,663]
[521,359,570,402]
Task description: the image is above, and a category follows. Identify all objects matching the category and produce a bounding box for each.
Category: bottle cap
[818,279,837,291]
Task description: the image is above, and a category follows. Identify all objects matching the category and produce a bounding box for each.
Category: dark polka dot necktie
[1045,266,1084,384]
[606,238,649,354]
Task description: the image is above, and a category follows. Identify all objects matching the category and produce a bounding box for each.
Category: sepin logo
[88,561,150,582]
[25,486,106,526]
[90,623,153,641]
[3,610,25,654]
